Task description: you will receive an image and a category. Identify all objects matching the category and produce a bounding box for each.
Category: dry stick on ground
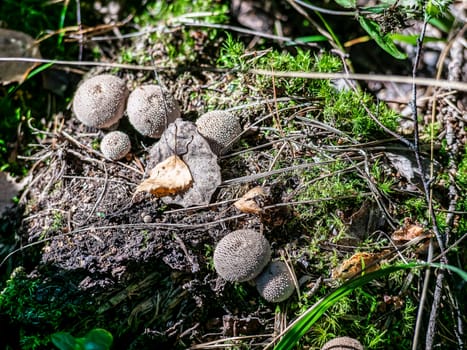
[428,24,465,350]
[409,15,458,350]
[2,57,467,91]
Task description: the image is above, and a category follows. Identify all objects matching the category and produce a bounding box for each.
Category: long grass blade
[274,262,466,350]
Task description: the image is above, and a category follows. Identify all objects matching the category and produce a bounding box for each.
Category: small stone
[142,215,152,223]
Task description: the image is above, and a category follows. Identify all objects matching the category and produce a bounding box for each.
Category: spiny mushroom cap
[321,337,364,350]
[195,110,241,155]
[72,74,128,129]
[213,229,271,282]
[100,131,131,160]
[127,85,180,138]
[255,260,295,303]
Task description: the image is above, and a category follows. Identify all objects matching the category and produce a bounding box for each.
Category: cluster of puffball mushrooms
[72,74,242,160]
[213,229,296,303]
[74,74,366,309]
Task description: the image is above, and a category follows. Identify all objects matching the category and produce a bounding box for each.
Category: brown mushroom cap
[321,337,364,350]
[213,229,271,282]
[255,260,295,303]
[100,131,131,160]
[127,85,180,138]
[73,74,128,129]
[195,110,241,155]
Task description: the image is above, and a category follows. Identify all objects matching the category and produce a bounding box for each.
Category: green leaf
[81,328,113,350]
[333,0,356,8]
[51,329,113,350]
[428,16,453,33]
[358,16,407,60]
[390,33,445,45]
[361,5,390,14]
[51,332,79,350]
[295,35,328,43]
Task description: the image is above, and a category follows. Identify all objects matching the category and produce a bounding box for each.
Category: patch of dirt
[6,79,289,347]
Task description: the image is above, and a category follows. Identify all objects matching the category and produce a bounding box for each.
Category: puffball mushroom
[73,74,129,129]
[100,131,131,160]
[213,229,271,282]
[255,260,295,303]
[195,110,241,155]
[127,85,180,138]
[321,337,364,350]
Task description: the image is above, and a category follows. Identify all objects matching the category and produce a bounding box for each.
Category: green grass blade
[357,16,407,59]
[314,11,345,52]
[24,62,55,81]
[57,0,70,46]
[274,262,466,350]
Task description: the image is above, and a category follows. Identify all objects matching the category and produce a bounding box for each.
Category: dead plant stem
[411,15,446,350]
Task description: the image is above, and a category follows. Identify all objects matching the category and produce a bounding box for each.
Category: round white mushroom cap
[255,260,295,303]
[321,337,364,350]
[127,85,180,138]
[72,74,128,129]
[195,110,241,155]
[100,131,131,160]
[213,229,271,282]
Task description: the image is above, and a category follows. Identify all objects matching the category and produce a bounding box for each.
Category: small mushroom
[100,131,131,160]
[321,337,364,350]
[195,110,241,155]
[255,260,295,303]
[127,85,180,138]
[73,74,129,129]
[213,229,271,282]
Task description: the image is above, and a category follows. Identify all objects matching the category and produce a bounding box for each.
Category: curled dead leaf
[391,219,433,256]
[332,252,382,280]
[136,155,193,197]
[147,119,221,207]
[234,186,268,214]
[391,220,426,243]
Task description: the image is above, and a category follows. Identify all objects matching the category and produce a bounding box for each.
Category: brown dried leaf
[136,155,193,197]
[147,119,221,207]
[383,295,404,309]
[332,252,382,280]
[234,186,268,214]
[391,219,426,243]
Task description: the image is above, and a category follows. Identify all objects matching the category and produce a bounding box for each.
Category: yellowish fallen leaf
[391,222,425,243]
[233,186,268,214]
[332,252,382,280]
[136,155,193,197]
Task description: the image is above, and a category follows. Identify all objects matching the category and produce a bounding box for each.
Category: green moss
[0,267,95,350]
[124,0,228,66]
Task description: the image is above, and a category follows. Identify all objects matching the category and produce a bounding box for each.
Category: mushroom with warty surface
[127,84,180,138]
[73,74,129,129]
[321,336,364,350]
[195,110,242,155]
[100,131,131,160]
[255,260,295,303]
[213,229,271,282]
